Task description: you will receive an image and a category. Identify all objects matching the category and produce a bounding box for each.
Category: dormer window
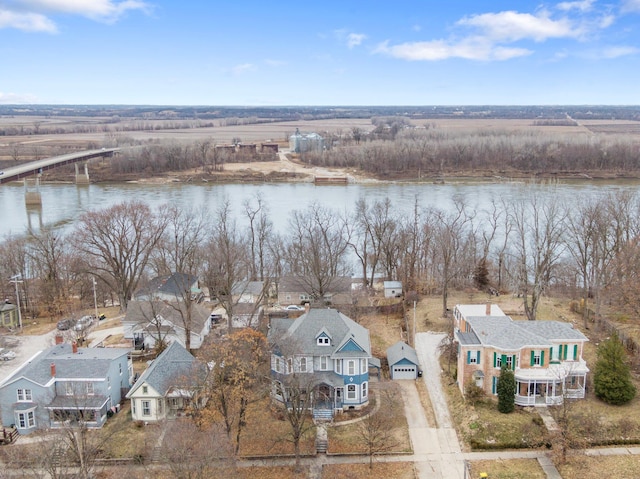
[317,336,330,345]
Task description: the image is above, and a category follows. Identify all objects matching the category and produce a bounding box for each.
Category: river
[2,179,639,239]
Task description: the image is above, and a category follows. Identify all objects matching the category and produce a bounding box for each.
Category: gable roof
[386,341,419,367]
[0,343,130,388]
[135,272,199,299]
[461,316,588,350]
[278,276,352,294]
[126,342,204,398]
[124,300,211,331]
[269,308,370,359]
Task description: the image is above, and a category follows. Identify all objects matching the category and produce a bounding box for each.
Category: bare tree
[283,202,351,302]
[357,388,400,468]
[509,193,566,320]
[243,193,273,282]
[203,200,250,330]
[71,200,168,312]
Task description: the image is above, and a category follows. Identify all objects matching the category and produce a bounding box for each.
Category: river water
[2,179,639,239]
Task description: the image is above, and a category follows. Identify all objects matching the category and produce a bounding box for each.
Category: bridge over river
[0,148,118,204]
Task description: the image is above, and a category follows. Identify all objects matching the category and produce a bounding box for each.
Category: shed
[384,281,403,298]
[386,341,420,380]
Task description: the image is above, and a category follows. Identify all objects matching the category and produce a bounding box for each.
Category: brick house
[454,304,589,406]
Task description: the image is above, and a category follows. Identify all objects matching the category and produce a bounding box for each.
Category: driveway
[400,332,465,479]
[0,328,58,384]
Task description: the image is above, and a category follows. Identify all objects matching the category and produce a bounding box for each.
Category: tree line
[2,189,640,330]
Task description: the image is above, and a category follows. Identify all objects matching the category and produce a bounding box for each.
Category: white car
[0,348,16,361]
[74,315,94,331]
[285,305,304,311]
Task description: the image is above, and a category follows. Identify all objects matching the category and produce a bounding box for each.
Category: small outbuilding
[386,341,420,380]
[384,281,403,298]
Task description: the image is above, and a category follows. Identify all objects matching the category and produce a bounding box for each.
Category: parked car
[74,315,94,331]
[0,348,16,361]
[285,305,304,311]
[57,318,74,330]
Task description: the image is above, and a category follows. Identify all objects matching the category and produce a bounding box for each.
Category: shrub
[465,382,486,406]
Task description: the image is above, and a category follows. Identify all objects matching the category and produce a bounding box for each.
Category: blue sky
[1,0,640,105]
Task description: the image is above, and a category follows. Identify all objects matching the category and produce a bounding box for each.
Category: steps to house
[313,409,333,422]
[315,423,328,454]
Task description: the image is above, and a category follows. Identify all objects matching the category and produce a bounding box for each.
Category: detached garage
[387,341,420,380]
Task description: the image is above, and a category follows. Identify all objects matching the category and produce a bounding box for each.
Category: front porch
[515,370,588,406]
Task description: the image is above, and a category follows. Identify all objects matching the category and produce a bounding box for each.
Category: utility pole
[413,300,416,347]
[92,277,99,320]
[9,274,23,331]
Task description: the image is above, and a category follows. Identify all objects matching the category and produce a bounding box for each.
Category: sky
[1,0,640,105]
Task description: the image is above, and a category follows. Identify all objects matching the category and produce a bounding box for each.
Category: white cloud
[599,45,639,58]
[621,0,640,12]
[231,63,256,75]
[457,10,581,42]
[0,9,57,32]
[375,38,531,61]
[346,32,366,48]
[557,0,594,12]
[0,0,151,32]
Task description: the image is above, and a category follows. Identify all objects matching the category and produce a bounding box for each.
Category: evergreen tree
[594,333,636,405]
[497,363,516,413]
[474,257,490,290]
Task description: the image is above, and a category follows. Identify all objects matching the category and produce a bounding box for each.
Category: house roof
[386,341,419,367]
[462,316,588,350]
[0,303,17,313]
[383,281,402,289]
[126,342,205,398]
[456,304,506,317]
[135,272,199,299]
[0,343,130,388]
[278,276,352,295]
[124,300,211,331]
[269,308,370,359]
[231,280,264,296]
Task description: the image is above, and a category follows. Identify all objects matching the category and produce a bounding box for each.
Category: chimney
[72,342,78,354]
[50,363,56,377]
[486,303,491,316]
[55,334,63,345]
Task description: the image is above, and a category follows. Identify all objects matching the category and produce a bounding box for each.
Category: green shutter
[477,351,481,364]
[574,344,578,359]
[467,351,471,364]
[501,354,507,368]
[512,355,517,370]
[530,350,535,366]
[541,350,545,366]
[493,352,497,368]
[563,344,568,360]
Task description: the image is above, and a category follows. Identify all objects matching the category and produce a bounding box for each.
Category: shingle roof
[386,341,419,367]
[126,342,204,398]
[269,308,370,358]
[464,316,588,350]
[0,343,130,387]
[124,300,211,331]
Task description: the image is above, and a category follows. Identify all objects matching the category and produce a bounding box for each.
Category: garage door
[392,365,416,380]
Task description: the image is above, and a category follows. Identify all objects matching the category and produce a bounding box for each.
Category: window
[119,363,122,375]
[17,410,35,429]
[287,358,293,374]
[157,399,163,414]
[336,360,342,374]
[142,385,148,394]
[142,400,151,416]
[320,356,328,370]
[362,382,368,398]
[86,382,94,396]
[467,351,480,364]
[551,345,560,362]
[317,337,330,345]
[132,400,136,415]
[505,355,513,370]
[495,355,502,368]
[347,360,355,376]
[347,385,356,400]
[17,389,32,402]
[300,357,307,372]
[107,376,111,390]
[65,382,74,396]
[532,350,544,366]
[361,359,366,373]
[275,357,282,373]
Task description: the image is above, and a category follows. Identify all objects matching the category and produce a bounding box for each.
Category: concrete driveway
[398,332,465,479]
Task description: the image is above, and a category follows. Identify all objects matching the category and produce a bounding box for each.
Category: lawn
[327,381,412,454]
[322,462,415,479]
[468,459,546,479]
